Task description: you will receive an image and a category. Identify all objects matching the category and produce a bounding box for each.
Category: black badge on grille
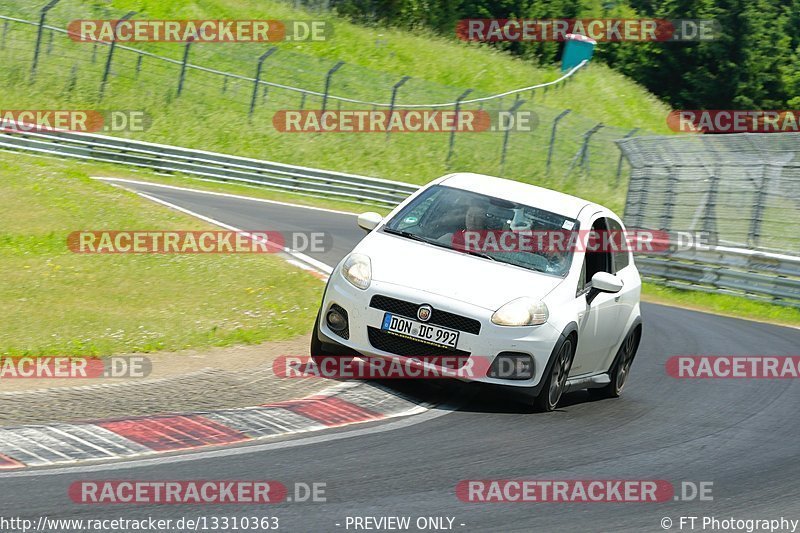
[417,304,433,322]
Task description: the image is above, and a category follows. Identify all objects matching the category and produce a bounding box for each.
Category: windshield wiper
[383,227,434,243]
[383,227,453,248]
[460,249,497,262]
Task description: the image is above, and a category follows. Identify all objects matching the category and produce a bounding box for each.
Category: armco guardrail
[3,123,797,307]
[0,124,419,206]
[636,246,800,307]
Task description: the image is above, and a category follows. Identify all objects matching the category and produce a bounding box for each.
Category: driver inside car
[438,204,488,247]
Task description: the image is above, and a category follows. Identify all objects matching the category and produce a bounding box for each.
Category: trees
[329,0,797,109]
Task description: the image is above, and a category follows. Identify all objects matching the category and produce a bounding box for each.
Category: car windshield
[383,185,578,276]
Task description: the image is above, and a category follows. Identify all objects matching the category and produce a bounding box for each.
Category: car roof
[439,172,595,219]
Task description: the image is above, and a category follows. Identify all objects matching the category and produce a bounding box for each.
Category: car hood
[353,231,565,311]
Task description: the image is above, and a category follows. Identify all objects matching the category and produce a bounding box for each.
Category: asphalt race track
[3,180,798,532]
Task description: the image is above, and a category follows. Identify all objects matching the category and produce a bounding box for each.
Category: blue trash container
[561,33,596,71]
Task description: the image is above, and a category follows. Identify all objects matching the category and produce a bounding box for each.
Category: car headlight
[342,253,371,290]
[491,297,548,326]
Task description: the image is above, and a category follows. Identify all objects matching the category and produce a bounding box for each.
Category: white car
[312,173,642,411]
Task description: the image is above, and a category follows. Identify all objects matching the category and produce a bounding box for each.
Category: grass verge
[5,150,798,332]
[0,152,323,356]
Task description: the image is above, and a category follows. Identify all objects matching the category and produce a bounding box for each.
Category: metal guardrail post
[177,36,194,97]
[99,11,136,101]
[500,98,526,177]
[30,0,60,81]
[546,109,570,177]
[249,47,277,119]
[321,61,344,114]
[615,128,639,186]
[386,75,410,140]
[446,89,473,168]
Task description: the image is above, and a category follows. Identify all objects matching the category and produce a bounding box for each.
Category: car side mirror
[357,212,383,232]
[586,272,623,304]
[591,272,623,294]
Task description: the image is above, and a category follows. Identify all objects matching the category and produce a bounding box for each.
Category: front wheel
[591,327,640,399]
[533,337,575,412]
[310,311,329,361]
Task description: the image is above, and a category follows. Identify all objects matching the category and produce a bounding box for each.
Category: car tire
[590,327,640,399]
[310,311,330,361]
[533,337,575,412]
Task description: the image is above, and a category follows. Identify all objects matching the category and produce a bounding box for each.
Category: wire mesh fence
[618,133,800,257]
[0,2,648,201]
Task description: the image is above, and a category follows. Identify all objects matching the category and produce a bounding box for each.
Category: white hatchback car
[312,173,642,411]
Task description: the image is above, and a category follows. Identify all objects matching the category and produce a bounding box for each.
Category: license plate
[381,313,459,349]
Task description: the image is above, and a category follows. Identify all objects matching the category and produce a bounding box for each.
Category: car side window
[607,218,630,273]
[577,217,614,296]
[576,259,587,296]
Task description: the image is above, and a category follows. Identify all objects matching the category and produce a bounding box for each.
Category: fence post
[30,0,60,81]
[176,36,194,97]
[99,11,136,101]
[499,98,526,177]
[66,63,78,92]
[386,75,410,140]
[615,128,639,186]
[249,47,277,119]
[446,89,473,168]
[565,122,603,179]
[321,60,344,113]
[1,20,8,50]
[748,166,769,248]
[546,109,571,177]
[660,167,679,230]
[135,54,143,77]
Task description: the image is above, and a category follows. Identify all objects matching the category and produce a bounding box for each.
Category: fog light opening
[326,309,347,331]
[489,352,534,380]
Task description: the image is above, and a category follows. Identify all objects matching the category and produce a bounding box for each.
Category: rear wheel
[533,337,575,412]
[591,327,640,399]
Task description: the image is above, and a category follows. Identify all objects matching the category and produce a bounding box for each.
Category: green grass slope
[0,0,670,212]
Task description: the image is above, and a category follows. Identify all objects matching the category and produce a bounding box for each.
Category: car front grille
[369,295,481,335]
[367,327,471,364]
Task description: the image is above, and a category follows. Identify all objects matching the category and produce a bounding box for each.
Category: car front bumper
[316,271,564,391]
